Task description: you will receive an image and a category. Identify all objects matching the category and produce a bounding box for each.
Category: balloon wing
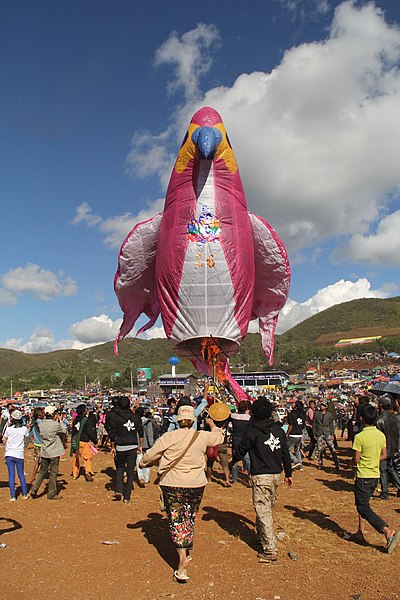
[249,213,291,365]
[114,214,162,354]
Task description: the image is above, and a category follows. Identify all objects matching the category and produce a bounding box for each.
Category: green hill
[280,296,400,345]
[274,296,400,370]
[1,296,400,395]
[0,338,192,394]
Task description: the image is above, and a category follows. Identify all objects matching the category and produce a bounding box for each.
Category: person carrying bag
[70,405,98,482]
[70,416,87,456]
[154,429,200,510]
[139,405,224,583]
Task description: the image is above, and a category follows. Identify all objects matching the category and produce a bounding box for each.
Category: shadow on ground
[284,504,386,552]
[101,466,116,492]
[316,477,354,493]
[0,517,22,536]
[202,505,258,550]
[127,512,176,569]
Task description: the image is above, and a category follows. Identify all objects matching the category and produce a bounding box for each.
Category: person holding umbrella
[375,394,400,499]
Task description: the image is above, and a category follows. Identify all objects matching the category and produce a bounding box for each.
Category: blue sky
[1,0,400,353]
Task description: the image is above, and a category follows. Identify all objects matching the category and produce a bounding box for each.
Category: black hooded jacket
[287,408,306,436]
[105,406,120,438]
[71,413,98,444]
[376,409,400,458]
[109,409,144,449]
[232,418,292,478]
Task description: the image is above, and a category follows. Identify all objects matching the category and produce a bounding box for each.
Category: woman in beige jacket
[140,404,224,582]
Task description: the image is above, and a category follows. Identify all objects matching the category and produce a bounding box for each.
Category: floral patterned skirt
[161,485,205,549]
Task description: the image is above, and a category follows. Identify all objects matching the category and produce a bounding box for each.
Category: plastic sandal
[257,550,278,562]
[387,531,400,554]
[173,570,190,582]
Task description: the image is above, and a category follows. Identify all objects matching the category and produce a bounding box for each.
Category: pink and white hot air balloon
[114,107,290,397]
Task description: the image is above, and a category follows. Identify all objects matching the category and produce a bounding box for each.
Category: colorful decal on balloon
[187,204,221,246]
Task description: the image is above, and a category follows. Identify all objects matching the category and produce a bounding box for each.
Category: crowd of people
[1,382,400,582]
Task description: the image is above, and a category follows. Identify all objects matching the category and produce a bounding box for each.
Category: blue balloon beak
[192,127,222,159]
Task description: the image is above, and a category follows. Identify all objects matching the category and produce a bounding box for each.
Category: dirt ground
[1,438,399,600]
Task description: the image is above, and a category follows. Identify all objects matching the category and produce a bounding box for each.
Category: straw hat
[208,402,230,421]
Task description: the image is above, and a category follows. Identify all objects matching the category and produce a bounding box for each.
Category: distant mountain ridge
[0,338,177,379]
[1,296,400,392]
[279,296,400,345]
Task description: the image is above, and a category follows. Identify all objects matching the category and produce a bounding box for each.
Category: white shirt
[4,425,29,459]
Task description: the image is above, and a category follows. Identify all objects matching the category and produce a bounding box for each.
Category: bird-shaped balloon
[114,107,290,397]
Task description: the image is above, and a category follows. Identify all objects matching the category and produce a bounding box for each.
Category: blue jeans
[231,451,250,483]
[6,456,27,498]
[287,436,302,465]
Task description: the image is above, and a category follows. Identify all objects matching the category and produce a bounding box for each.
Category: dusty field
[1,439,399,600]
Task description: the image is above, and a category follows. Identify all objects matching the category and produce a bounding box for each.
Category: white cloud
[2,326,85,354]
[126,129,174,184]
[0,263,78,304]
[2,337,23,351]
[72,199,164,248]
[2,316,122,354]
[1,314,166,354]
[68,314,166,344]
[275,277,392,333]
[277,0,330,21]
[23,326,63,353]
[125,23,220,184]
[69,314,122,344]
[334,209,400,266]
[71,202,102,227]
[63,277,78,297]
[155,23,220,101]
[198,1,400,260]
[0,288,16,306]
[125,2,400,268]
[143,325,166,340]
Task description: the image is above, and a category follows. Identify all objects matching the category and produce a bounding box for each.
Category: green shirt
[352,426,386,479]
